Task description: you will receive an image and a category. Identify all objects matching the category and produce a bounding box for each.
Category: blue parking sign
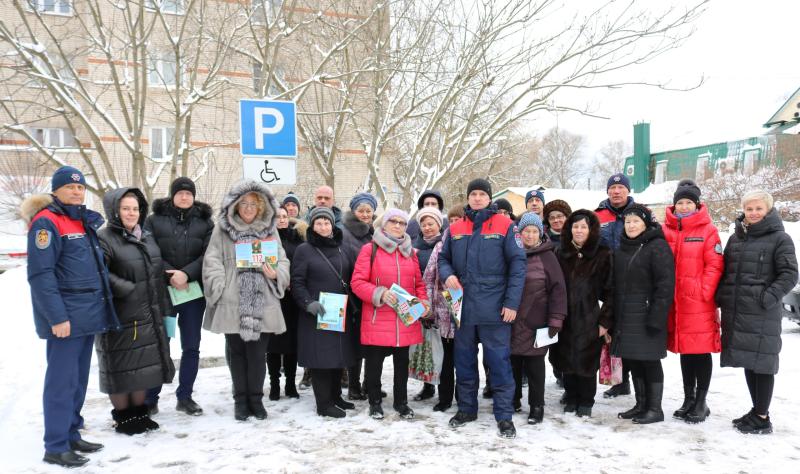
[239,99,297,157]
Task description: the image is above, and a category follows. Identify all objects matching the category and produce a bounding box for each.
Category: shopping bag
[599,343,622,385]
[163,316,177,338]
[408,326,444,384]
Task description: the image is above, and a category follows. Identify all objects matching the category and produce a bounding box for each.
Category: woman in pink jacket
[351,208,429,420]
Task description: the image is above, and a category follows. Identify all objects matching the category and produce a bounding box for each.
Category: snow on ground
[1,265,800,473]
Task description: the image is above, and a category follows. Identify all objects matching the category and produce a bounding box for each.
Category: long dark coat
[717,209,798,375]
[96,187,175,394]
[266,219,307,354]
[611,224,676,361]
[550,210,614,378]
[291,227,357,369]
[511,241,568,356]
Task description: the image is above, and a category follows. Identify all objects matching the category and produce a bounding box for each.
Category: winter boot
[735,413,772,434]
[112,408,146,436]
[395,404,415,419]
[340,369,349,389]
[433,401,452,412]
[334,397,356,410]
[249,397,268,420]
[633,382,664,424]
[285,379,299,399]
[234,401,250,421]
[684,389,710,424]
[576,406,592,418]
[603,379,631,398]
[618,378,646,420]
[268,375,281,401]
[449,411,478,428]
[317,405,346,418]
[673,385,695,419]
[134,405,160,431]
[369,403,384,420]
[299,370,312,389]
[528,406,544,425]
[413,383,436,401]
[497,420,516,439]
[43,451,89,468]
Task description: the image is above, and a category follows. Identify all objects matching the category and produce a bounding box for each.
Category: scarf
[382,229,405,245]
[675,210,698,219]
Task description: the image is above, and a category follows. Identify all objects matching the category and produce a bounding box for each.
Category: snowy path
[1,265,799,473]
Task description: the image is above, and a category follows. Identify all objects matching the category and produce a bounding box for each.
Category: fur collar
[343,210,374,239]
[20,193,54,224]
[152,197,213,220]
[372,228,413,257]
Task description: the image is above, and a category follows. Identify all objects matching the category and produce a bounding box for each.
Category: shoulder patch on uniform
[714,243,723,254]
[35,229,51,249]
[514,232,523,248]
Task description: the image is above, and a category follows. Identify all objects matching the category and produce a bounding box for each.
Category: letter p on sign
[239,99,297,157]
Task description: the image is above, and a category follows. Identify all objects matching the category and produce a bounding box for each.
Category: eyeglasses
[549,215,566,221]
[387,219,407,227]
[239,202,259,209]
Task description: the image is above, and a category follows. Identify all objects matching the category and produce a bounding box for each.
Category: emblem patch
[714,243,723,255]
[35,229,51,249]
[71,173,81,182]
[514,232,523,248]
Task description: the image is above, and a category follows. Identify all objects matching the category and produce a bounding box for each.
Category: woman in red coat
[663,180,723,423]
[351,208,429,421]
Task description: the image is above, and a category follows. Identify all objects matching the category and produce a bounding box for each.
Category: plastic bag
[408,326,444,384]
[599,343,622,386]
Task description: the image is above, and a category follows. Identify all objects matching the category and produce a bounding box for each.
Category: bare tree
[0,152,50,224]
[593,139,631,188]
[538,127,585,188]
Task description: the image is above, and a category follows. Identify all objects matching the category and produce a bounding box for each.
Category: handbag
[408,326,444,384]
[599,342,622,385]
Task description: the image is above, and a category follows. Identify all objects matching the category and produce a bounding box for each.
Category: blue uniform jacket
[25,195,120,339]
[438,206,526,325]
[595,197,634,252]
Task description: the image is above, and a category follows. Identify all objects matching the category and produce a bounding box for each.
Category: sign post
[239,99,297,185]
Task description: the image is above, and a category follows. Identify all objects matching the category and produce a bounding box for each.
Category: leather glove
[306,301,325,316]
[548,326,559,338]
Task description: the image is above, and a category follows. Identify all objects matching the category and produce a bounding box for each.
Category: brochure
[441,287,463,328]
[388,283,426,326]
[235,239,278,269]
[533,327,559,349]
[316,292,347,332]
[167,281,204,306]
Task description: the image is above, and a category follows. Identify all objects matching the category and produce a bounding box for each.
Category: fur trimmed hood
[218,180,279,240]
[20,193,54,225]
[560,209,603,259]
[289,217,308,241]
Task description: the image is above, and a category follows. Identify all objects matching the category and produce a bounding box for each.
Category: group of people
[25,166,798,467]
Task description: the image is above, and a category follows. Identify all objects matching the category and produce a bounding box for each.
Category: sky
[537,0,800,166]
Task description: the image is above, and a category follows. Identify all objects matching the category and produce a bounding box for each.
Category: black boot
[618,378,646,419]
[134,404,160,431]
[284,357,299,398]
[340,369,349,389]
[684,388,710,423]
[603,379,631,398]
[269,382,281,401]
[112,408,146,435]
[633,382,664,424]
[347,363,366,400]
[317,405,346,418]
[234,401,250,421]
[267,353,282,401]
[413,383,436,401]
[528,406,544,425]
[735,412,773,434]
[673,385,695,419]
[299,369,312,389]
[249,396,268,420]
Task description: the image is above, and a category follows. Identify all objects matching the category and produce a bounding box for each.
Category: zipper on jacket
[396,252,401,347]
[756,250,765,278]
[372,276,380,324]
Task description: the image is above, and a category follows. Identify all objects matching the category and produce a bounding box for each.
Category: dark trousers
[363,345,409,407]
[626,359,664,384]
[680,353,712,390]
[267,352,297,384]
[147,298,205,404]
[511,354,546,408]
[744,369,775,415]
[311,368,342,410]
[438,337,455,405]
[454,324,514,421]
[563,373,596,407]
[225,334,267,403]
[43,335,94,453]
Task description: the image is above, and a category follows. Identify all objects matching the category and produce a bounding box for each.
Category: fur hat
[543,199,572,222]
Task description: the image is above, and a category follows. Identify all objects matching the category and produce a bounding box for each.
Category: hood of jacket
[102,187,148,231]
[417,189,444,210]
[372,228,413,257]
[20,193,104,228]
[20,193,55,224]
[218,180,279,240]
[560,209,602,259]
[734,207,785,239]
[343,210,374,240]
[151,196,213,221]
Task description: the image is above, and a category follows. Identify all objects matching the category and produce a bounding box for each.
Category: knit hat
[606,173,631,191]
[170,176,196,198]
[494,198,514,215]
[673,179,701,206]
[417,190,444,210]
[349,192,378,212]
[282,192,300,208]
[308,206,335,225]
[466,178,492,199]
[382,208,410,228]
[543,199,572,222]
[622,203,654,227]
[518,212,544,235]
[51,166,86,192]
[416,207,443,229]
[525,189,545,207]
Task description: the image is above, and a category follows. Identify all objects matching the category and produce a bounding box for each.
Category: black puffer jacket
[717,209,798,375]
[96,188,175,394]
[550,210,614,378]
[267,219,307,354]
[144,197,214,284]
[611,224,676,361]
[291,227,357,369]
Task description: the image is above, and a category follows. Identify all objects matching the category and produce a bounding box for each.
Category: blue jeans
[147,298,205,404]
[454,323,514,421]
[43,335,94,453]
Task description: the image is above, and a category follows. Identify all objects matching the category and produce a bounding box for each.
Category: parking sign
[239,99,297,157]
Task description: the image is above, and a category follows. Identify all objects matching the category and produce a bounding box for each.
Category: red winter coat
[663,205,723,354]
[351,230,426,347]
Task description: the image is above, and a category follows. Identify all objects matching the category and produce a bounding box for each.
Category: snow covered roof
[495,186,608,212]
[631,180,680,206]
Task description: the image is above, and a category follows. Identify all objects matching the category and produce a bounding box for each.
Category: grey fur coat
[203,180,290,339]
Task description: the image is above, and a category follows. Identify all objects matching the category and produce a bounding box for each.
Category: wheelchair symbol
[260,160,280,183]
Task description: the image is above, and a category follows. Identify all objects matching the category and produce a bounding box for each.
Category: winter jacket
[511,241,568,357]
[611,224,676,361]
[438,206,526,326]
[290,226,357,369]
[23,194,120,340]
[550,210,614,377]
[546,228,562,245]
[202,180,290,338]
[663,205,723,354]
[351,230,426,347]
[595,197,636,252]
[413,233,443,273]
[717,209,798,375]
[144,197,214,286]
[421,235,454,339]
[267,218,308,354]
[96,187,175,394]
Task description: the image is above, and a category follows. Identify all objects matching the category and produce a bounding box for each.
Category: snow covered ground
[1,265,800,474]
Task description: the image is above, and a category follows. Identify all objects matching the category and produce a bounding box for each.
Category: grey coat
[717,209,798,374]
[203,180,290,338]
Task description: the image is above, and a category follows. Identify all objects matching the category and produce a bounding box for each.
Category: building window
[27,0,72,15]
[150,127,175,161]
[695,153,710,182]
[145,0,185,15]
[252,62,284,97]
[30,127,77,149]
[743,149,759,175]
[148,52,180,87]
[654,160,667,184]
[252,0,283,24]
[253,62,264,94]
